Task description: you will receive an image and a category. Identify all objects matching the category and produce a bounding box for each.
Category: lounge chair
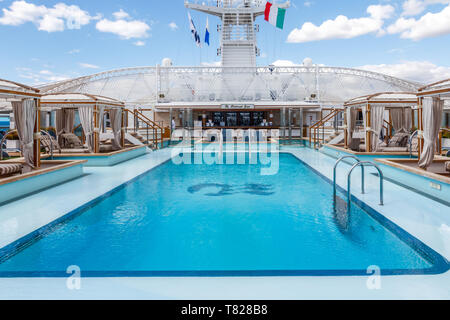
[41,133,90,154]
[0,163,22,178]
[349,138,361,151]
[378,132,410,152]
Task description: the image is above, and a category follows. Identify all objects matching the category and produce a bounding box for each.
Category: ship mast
[185,0,290,67]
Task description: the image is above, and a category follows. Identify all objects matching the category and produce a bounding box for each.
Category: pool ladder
[333,156,384,209]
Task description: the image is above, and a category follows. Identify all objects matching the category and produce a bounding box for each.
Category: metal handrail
[40,130,54,160]
[0,129,18,160]
[309,109,341,149]
[347,161,384,209]
[333,155,364,199]
[409,130,419,158]
[125,108,162,149]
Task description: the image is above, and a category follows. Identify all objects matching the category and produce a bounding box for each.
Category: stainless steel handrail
[40,130,54,160]
[409,130,419,158]
[0,129,18,160]
[333,155,364,199]
[347,161,384,209]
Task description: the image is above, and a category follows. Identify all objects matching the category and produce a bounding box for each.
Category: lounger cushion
[100,144,114,153]
[0,163,22,176]
[60,133,83,148]
[388,133,409,147]
[59,149,90,154]
[379,147,408,152]
[445,161,450,173]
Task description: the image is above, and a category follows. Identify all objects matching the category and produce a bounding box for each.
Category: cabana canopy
[343,92,417,152]
[40,93,126,153]
[416,79,450,169]
[344,92,418,108]
[40,93,124,108]
[0,79,41,168]
[0,78,40,100]
[418,79,450,98]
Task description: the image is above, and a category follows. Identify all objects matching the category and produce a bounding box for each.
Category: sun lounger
[0,163,22,177]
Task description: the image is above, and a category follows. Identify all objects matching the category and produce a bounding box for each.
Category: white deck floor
[0,146,448,300]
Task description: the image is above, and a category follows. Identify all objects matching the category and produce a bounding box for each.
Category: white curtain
[419,97,444,169]
[12,99,36,168]
[56,108,75,135]
[78,106,94,153]
[109,109,123,150]
[346,108,357,146]
[391,109,404,132]
[371,106,385,151]
[98,106,105,132]
[403,107,412,133]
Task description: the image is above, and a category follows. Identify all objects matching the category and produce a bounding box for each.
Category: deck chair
[0,163,22,178]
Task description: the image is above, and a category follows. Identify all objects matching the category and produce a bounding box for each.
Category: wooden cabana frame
[343,92,418,152]
[417,79,450,160]
[40,93,126,154]
[0,79,41,168]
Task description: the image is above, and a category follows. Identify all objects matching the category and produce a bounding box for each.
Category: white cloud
[67,49,80,54]
[0,1,93,32]
[359,61,450,84]
[134,40,145,46]
[96,15,150,39]
[169,22,178,30]
[388,4,450,40]
[287,5,395,43]
[113,9,129,20]
[79,62,99,69]
[272,60,301,67]
[17,67,69,84]
[402,0,450,16]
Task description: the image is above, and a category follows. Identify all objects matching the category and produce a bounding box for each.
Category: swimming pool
[0,152,447,277]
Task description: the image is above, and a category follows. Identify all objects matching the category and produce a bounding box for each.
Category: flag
[264,2,286,30]
[205,17,210,46]
[188,12,201,47]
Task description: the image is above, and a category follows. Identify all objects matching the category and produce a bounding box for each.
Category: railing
[40,129,57,160]
[333,157,384,211]
[409,130,419,158]
[309,109,342,149]
[0,129,18,160]
[347,162,384,209]
[125,108,164,149]
[383,120,393,139]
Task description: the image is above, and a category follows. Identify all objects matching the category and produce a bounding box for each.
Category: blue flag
[188,12,201,47]
[205,18,210,46]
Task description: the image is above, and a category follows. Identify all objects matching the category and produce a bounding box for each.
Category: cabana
[0,79,41,169]
[417,79,450,171]
[343,92,418,153]
[40,93,126,154]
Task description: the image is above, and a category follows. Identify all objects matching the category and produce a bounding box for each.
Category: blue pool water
[0,153,447,277]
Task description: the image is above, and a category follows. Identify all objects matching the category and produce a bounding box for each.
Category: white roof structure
[38,65,421,107]
[418,78,450,98]
[0,78,40,100]
[345,92,418,108]
[40,93,124,108]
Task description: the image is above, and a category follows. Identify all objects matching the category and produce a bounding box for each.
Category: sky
[0,0,450,86]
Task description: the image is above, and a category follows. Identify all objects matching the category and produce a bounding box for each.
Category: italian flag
[264,2,286,30]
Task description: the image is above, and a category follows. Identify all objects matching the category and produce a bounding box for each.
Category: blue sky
[1,0,450,85]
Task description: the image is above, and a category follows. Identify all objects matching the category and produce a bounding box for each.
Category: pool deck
[0,146,449,299]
